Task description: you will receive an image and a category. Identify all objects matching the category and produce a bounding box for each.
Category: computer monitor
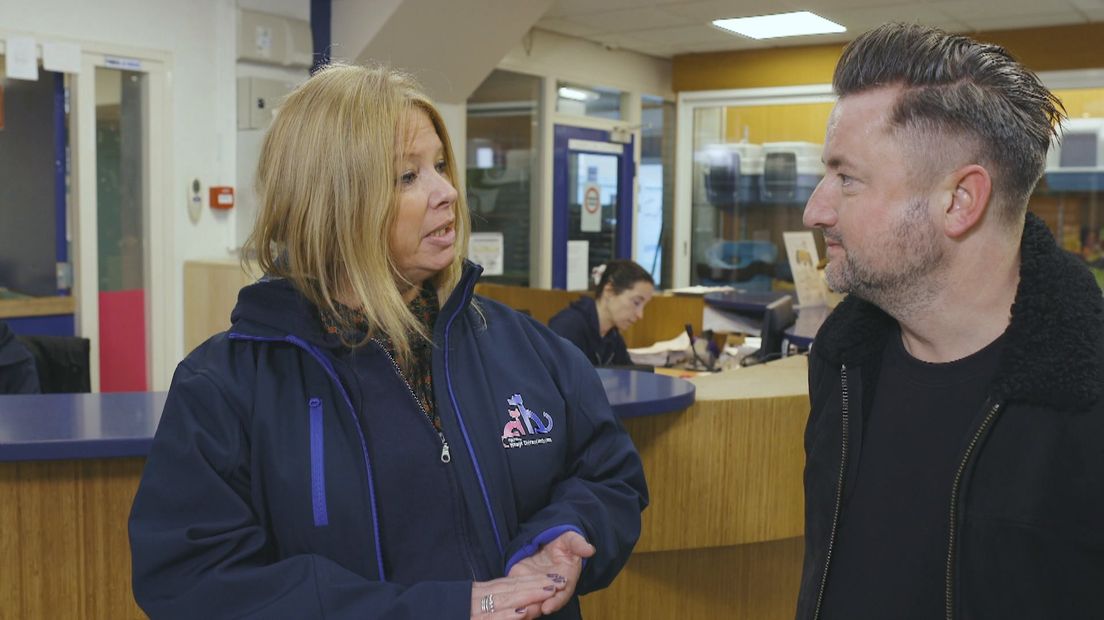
[743,294,796,365]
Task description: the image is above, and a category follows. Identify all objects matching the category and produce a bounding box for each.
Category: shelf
[0,296,76,319]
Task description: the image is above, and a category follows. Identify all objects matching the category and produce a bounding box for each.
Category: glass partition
[689,100,833,290]
[1032,86,1104,290]
[466,70,541,286]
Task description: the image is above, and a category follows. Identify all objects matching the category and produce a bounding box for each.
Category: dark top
[0,320,39,394]
[821,327,1004,619]
[548,296,631,366]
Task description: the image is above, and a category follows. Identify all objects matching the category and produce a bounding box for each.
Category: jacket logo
[501,393,554,449]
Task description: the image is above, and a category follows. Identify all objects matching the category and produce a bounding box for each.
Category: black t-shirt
[820,326,1005,619]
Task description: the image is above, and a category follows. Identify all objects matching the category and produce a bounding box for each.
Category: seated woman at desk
[549,260,655,366]
[129,64,647,619]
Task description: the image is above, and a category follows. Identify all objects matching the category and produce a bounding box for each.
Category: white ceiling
[537,0,1104,58]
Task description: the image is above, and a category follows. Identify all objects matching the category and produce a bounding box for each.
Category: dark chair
[16,335,91,393]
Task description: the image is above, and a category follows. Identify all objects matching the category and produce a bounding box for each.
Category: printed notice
[43,41,81,74]
[783,231,826,307]
[469,232,504,276]
[580,182,602,233]
[5,37,39,81]
[567,240,590,291]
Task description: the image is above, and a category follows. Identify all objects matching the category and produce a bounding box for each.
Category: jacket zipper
[371,340,483,580]
[944,399,1002,620]
[813,364,850,620]
[372,339,451,463]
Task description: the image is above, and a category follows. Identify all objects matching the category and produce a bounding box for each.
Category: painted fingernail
[543,585,555,591]
[553,576,567,584]
[547,573,563,579]
[516,608,526,614]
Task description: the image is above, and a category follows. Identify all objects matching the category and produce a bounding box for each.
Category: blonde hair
[244,63,470,364]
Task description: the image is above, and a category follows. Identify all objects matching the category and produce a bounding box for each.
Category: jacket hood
[812,213,1104,411]
[568,296,601,333]
[228,261,484,348]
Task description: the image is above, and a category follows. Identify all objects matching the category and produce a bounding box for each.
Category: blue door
[552,125,634,289]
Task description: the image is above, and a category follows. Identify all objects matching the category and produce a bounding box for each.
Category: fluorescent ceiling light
[713,11,845,40]
[558,86,596,101]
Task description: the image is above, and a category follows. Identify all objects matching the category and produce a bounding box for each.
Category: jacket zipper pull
[440,436,451,463]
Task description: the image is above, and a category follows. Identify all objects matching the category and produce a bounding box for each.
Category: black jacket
[0,321,39,394]
[548,296,632,366]
[797,214,1104,620]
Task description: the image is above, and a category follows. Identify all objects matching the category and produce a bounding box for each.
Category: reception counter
[0,370,695,618]
[580,355,809,619]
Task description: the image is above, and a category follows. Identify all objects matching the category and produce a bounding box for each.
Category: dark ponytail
[593,259,655,299]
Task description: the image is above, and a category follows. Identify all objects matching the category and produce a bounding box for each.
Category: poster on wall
[783,231,826,307]
[567,240,590,291]
[5,36,39,81]
[469,232,504,276]
[580,181,602,233]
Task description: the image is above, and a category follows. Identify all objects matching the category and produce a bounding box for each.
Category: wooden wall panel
[475,282,706,349]
[674,24,1104,93]
[182,259,255,354]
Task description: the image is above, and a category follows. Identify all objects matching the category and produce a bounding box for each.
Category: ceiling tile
[567,7,699,33]
[956,12,1086,31]
[535,16,607,37]
[544,0,698,19]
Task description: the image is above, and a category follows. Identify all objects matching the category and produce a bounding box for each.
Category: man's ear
[943,164,992,238]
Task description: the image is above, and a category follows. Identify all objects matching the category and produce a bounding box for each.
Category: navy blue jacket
[129,263,648,619]
[0,321,39,394]
[548,296,631,367]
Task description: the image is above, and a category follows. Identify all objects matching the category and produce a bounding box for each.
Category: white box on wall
[237,9,312,69]
[237,77,298,130]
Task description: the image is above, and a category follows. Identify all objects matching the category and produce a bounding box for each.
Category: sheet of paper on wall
[5,37,39,81]
[783,231,826,307]
[42,41,82,74]
[469,232,504,276]
[580,182,602,233]
[566,240,590,291]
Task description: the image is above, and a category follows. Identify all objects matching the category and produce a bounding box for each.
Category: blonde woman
[129,65,647,620]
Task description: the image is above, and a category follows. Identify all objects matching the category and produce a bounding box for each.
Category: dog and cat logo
[501,393,554,449]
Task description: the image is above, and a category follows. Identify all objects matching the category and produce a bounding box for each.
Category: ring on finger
[480,593,496,614]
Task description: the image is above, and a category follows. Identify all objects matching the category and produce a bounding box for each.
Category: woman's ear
[943,164,992,238]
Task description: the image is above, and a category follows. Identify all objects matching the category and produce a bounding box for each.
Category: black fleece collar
[812,213,1104,411]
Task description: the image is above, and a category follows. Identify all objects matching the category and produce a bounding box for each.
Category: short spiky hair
[834,23,1064,223]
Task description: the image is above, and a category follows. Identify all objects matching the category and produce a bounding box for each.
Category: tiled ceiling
[537,0,1104,58]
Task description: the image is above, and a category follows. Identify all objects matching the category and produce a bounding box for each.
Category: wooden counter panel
[0,457,145,619]
[580,536,803,619]
[626,393,807,552]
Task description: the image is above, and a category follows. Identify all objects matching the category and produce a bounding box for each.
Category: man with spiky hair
[798,22,1104,619]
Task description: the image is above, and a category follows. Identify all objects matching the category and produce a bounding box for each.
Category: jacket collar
[229,261,484,349]
[812,213,1104,410]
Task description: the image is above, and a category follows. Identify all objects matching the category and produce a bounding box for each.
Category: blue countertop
[1,370,693,462]
[703,290,791,314]
[0,391,167,462]
[597,368,696,419]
